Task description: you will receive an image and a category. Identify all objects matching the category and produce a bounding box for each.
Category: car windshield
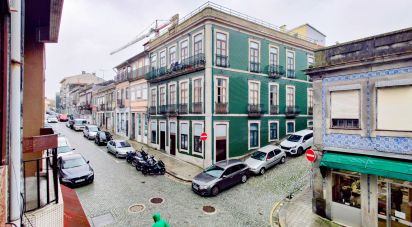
[117,141,131,148]
[204,165,224,178]
[57,146,72,154]
[287,135,302,142]
[62,157,86,169]
[251,151,267,161]
[100,132,106,139]
[74,120,87,125]
[88,126,98,132]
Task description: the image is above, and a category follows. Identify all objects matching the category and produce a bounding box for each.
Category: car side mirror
[72,148,75,151]
[303,139,307,143]
[222,175,228,179]
[87,160,90,164]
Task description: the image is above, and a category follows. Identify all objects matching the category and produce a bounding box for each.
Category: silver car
[106,140,134,158]
[83,125,99,140]
[244,144,286,175]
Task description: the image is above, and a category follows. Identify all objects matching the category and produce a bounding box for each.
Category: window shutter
[330,90,360,119]
[377,86,412,131]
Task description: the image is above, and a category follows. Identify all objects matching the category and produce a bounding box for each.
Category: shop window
[332,172,361,209]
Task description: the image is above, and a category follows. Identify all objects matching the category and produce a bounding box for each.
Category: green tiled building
[145,3,324,168]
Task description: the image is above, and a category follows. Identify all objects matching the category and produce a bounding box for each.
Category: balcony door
[130,113,135,140]
[160,122,166,151]
[215,123,228,162]
[169,122,176,155]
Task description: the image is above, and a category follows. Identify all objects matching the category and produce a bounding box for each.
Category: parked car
[72,119,87,131]
[244,144,286,175]
[58,154,94,187]
[107,140,134,158]
[280,129,313,156]
[83,125,99,140]
[47,115,58,123]
[192,159,249,196]
[44,121,52,129]
[94,131,112,145]
[56,136,75,158]
[58,114,68,122]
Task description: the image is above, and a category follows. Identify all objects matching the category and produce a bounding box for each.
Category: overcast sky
[45,0,412,99]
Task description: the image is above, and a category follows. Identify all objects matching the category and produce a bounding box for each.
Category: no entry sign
[305,149,316,162]
[200,132,208,141]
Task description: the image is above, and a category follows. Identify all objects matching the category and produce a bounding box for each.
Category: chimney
[82,71,86,74]
[280,25,287,32]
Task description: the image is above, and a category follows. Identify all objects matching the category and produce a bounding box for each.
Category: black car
[94,131,112,145]
[58,154,94,187]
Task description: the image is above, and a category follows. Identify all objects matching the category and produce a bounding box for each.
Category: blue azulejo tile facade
[321,66,412,155]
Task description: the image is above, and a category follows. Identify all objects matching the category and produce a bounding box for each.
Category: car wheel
[241,175,248,183]
[297,147,303,156]
[259,168,265,175]
[281,156,286,164]
[211,186,219,196]
[115,152,119,158]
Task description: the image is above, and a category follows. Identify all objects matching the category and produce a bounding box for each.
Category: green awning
[320,152,412,182]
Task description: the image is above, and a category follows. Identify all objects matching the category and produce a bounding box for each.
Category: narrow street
[52,122,310,227]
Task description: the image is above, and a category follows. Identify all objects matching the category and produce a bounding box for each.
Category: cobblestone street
[53,122,311,227]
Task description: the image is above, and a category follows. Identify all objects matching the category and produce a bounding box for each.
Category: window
[286,121,295,134]
[308,55,314,67]
[269,84,279,114]
[150,54,157,70]
[249,122,259,149]
[216,32,228,66]
[125,88,129,100]
[249,41,259,72]
[332,172,361,209]
[286,51,295,77]
[193,78,202,103]
[269,46,279,66]
[151,121,157,143]
[193,123,203,154]
[169,84,176,105]
[136,85,142,99]
[180,40,188,62]
[269,122,278,141]
[286,86,295,107]
[267,151,275,159]
[159,50,166,67]
[308,88,314,114]
[180,122,189,151]
[169,46,176,65]
[180,81,188,104]
[193,33,203,56]
[150,89,156,107]
[377,85,412,131]
[159,86,166,106]
[130,86,136,101]
[274,149,281,156]
[307,120,313,128]
[330,90,360,129]
[216,78,227,103]
[249,81,260,105]
[142,85,147,100]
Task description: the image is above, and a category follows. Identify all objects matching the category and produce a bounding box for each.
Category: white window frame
[150,53,157,69]
[179,120,190,152]
[286,120,295,135]
[307,120,313,128]
[286,50,296,77]
[248,80,261,105]
[286,85,296,107]
[179,79,189,112]
[308,88,314,114]
[179,38,189,63]
[214,76,229,113]
[168,82,177,105]
[214,29,230,65]
[150,87,157,111]
[168,119,177,153]
[191,120,204,156]
[269,45,279,66]
[248,120,260,150]
[168,45,177,66]
[150,120,158,145]
[248,39,261,68]
[268,82,279,113]
[191,76,203,109]
[158,84,167,106]
[268,120,279,142]
[192,31,204,56]
[159,49,167,68]
[213,121,229,163]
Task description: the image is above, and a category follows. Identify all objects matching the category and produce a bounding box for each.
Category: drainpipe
[9,0,23,225]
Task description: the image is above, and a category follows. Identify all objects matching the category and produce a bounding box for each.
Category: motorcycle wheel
[160,169,165,175]
[142,169,147,175]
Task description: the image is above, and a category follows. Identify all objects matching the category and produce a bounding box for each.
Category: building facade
[145,3,321,167]
[93,80,116,132]
[307,28,412,227]
[78,85,93,122]
[114,73,131,137]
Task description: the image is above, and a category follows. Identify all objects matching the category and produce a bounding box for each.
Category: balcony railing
[98,104,105,111]
[249,62,260,73]
[129,66,149,81]
[270,105,279,114]
[267,65,285,79]
[117,99,125,108]
[145,53,205,82]
[215,102,228,114]
[179,103,188,114]
[247,104,264,117]
[216,54,229,67]
[167,104,178,115]
[308,106,313,115]
[149,106,156,115]
[285,105,301,118]
[159,105,168,115]
[191,102,202,114]
[286,69,296,78]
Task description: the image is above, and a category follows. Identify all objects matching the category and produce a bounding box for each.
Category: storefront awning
[320,152,412,182]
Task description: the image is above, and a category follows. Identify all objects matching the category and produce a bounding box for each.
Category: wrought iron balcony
[178,103,188,114]
[191,102,202,114]
[159,105,168,115]
[216,54,229,67]
[285,105,301,118]
[247,104,264,117]
[215,102,228,114]
[249,62,260,73]
[149,106,156,115]
[286,69,296,78]
[129,66,149,81]
[145,53,205,82]
[270,105,279,115]
[267,65,285,79]
[167,104,178,115]
[117,99,125,108]
[308,106,313,115]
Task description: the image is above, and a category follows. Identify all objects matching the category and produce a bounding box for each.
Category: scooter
[141,156,166,175]
[133,150,150,170]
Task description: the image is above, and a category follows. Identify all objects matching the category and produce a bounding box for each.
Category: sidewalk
[112,135,203,182]
[275,185,341,227]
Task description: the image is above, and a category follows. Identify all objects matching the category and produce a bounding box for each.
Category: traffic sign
[305,149,316,162]
[200,132,208,141]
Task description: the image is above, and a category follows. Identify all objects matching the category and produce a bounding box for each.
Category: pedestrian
[152,213,170,227]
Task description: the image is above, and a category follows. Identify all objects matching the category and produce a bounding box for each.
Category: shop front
[320,152,412,227]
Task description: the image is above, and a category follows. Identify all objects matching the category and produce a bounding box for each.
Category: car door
[266,151,276,168]
[108,141,114,153]
[302,133,313,150]
[84,126,88,136]
[220,166,237,189]
[273,149,282,164]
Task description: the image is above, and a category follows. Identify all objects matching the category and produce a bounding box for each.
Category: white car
[47,116,58,123]
[280,129,313,156]
[244,144,286,175]
[73,119,87,131]
[107,140,134,158]
[83,125,99,140]
[44,136,75,165]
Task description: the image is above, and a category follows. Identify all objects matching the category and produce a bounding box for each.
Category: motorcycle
[133,150,150,170]
[141,156,166,175]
